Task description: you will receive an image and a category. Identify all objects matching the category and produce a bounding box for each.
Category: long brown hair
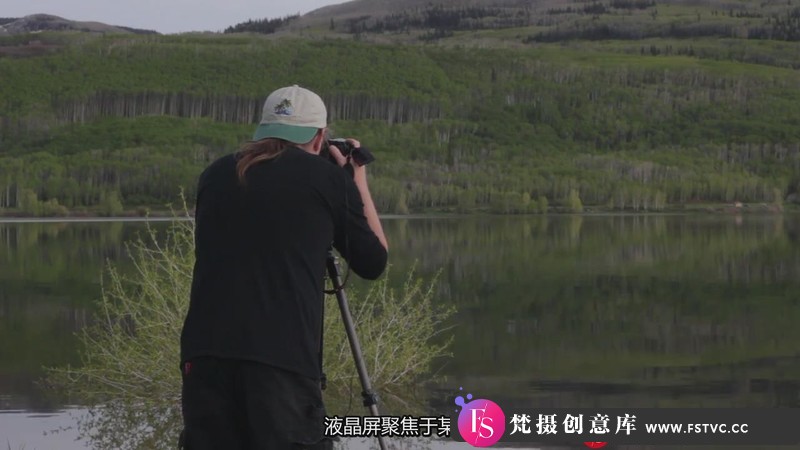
[235,138,290,184]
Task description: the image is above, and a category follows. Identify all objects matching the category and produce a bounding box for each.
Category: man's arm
[329,139,388,280]
[351,164,388,251]
[329,139,388,251]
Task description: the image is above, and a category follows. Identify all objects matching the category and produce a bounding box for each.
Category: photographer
[179,85,388,449]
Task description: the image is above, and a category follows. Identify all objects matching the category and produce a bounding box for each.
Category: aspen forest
[2,0,800,216]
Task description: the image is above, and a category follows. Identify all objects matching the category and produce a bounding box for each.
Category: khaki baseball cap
[252,85,327,144]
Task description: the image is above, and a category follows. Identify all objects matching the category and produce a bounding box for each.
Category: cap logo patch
[274,98,293,116]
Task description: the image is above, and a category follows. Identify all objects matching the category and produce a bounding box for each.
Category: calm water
[1,214,800,449]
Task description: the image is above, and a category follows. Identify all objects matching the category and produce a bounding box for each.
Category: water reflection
[377,215,800,414]
[1,215,799,435]
[0,221,148,411]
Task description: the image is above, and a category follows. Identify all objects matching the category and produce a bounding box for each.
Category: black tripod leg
[326,250,388,450]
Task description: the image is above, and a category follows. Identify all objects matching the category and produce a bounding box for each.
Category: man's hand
[327,138,366,183]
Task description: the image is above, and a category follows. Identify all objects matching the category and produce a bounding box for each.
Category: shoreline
[0,209,795,223]
[0,216,189,223]
[0,201,795,223]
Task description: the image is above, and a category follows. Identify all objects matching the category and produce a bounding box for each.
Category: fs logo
[455,390,505,447]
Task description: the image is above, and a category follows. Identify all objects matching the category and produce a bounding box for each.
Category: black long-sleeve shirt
[180,146,388,380]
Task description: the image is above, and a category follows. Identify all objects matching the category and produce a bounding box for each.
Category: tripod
[323,249,388,450]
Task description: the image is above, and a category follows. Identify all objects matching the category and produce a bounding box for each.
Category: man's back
[180,147,387,380]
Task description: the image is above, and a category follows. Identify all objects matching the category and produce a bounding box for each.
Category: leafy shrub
[47,207,453,449]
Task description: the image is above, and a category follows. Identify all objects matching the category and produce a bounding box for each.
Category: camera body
[323,138,375,167]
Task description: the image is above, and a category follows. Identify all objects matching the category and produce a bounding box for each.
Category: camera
[322,138,375,167]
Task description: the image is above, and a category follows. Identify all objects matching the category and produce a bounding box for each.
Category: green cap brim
[252,123,318,144]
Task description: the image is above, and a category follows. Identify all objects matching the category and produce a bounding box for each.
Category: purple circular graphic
[457,398,506,447]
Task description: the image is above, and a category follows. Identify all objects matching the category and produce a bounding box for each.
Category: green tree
[394,191,410,214]
[99,190,124,217]
[537,195,549,214]
[567,189,584,213]
[19,188,41,216]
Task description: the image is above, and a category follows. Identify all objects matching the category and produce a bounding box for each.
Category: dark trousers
[180,357,333,450]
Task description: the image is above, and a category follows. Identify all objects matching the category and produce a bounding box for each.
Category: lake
[1,214,799,449]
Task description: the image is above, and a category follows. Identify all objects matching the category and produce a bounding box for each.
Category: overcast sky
[3,0,349,34]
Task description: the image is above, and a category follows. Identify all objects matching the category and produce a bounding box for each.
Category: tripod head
[323,248,350,295]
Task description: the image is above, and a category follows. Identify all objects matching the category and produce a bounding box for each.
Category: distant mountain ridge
[0,14,158,36]
[221,0,800,45]
[269,0,533,33]
[7,1,800,43]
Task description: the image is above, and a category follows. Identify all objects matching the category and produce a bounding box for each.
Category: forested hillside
[289,0,800,47]
[1,0,800,216]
